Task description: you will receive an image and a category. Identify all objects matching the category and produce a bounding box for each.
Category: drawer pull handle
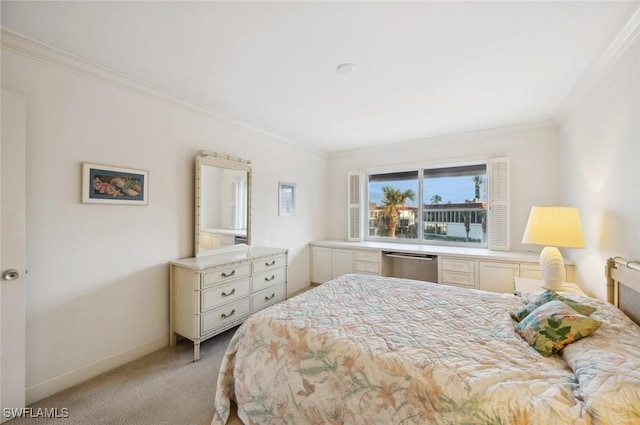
[221,270,235,278]
[264,275,276,282]
[221,288,236,297]
[265,260,276,267]
[221,309,236,319]
[264,293,275,301]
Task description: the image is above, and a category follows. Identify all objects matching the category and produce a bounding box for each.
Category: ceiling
[1,1,636,153]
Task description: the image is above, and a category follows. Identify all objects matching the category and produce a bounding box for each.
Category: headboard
[606,257,640,326]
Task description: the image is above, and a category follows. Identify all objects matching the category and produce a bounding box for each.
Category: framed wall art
[82,162,149,205]
[278,182,296,216]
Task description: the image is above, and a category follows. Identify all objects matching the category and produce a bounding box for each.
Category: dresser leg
[169,332,177,347]
[193,342,201,362]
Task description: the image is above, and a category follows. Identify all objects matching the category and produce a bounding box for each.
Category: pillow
[510,289,596,322]
[514,300,602,357]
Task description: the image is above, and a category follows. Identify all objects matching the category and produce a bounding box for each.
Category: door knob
[2,269,20,281]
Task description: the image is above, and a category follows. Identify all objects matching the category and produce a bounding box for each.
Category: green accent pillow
[514,300,602,357]
[510,289,596,322]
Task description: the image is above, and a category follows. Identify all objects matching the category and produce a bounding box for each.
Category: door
[1,88,27,422]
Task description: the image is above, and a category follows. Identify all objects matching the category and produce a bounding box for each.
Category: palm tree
[461,211,471,241]
[472,176,484,201]
[430,194,442,205]
[380,186,416,238]
[479,210,486,233]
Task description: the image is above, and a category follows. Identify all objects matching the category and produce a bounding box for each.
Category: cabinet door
[311,246,333,284]
[520,263,569,281]
[479,261,519,293]
[519,263,543,280]
[331,249,354,279]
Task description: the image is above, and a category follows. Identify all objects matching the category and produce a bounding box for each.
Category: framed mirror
[195,151,251,257]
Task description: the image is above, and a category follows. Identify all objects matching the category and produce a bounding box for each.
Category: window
[368,171,419,240]
[366,164,489,247]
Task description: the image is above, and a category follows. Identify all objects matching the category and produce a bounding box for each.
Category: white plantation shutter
[488,157,510,251]
[348,172,364,241]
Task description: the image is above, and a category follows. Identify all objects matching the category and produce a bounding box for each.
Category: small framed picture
[82,163,149,205]
[278,182,296,216]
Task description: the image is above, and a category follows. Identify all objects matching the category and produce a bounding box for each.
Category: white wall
[327,123,562,252]
[1,42,327,402]
[558,38,640,300]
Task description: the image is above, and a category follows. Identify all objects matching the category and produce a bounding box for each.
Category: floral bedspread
[212,274,640,425]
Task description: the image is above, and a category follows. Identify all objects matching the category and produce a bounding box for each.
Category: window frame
[364,161,489,248]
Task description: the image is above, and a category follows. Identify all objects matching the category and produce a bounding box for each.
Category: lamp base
[540,246,565,291]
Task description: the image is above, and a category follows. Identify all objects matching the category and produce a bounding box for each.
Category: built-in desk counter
[309,240,574,294]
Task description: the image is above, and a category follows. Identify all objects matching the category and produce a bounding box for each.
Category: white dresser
[170,246,288,360]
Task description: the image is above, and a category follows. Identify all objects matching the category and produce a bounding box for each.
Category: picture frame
[82,162,149,205]
[278,182,296,216]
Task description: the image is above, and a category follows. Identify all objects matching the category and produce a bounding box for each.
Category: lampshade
[522,206,585,290]
[521,206,585,248]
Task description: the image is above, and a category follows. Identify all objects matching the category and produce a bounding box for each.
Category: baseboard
[287,283,318,298]
[25,334,168,405]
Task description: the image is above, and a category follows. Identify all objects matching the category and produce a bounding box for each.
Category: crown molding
[329,120,557,159]
[554,2,640,121]
[0,29,326,156]
[0,29,224,117]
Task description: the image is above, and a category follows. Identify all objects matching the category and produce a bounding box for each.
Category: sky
[369,175,485,207]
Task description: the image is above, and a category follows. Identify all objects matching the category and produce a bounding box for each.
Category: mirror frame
[195,150,252,257]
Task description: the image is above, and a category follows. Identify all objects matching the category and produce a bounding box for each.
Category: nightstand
[513,277,587,297]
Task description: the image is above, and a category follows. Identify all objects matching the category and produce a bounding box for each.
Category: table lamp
[521,206,585,290]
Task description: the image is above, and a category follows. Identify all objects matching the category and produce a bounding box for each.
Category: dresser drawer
[442,271,475,287]
[355,250,380,263]
[253,254,287,273]
[202,263,251,287]
[201,298,251,336]
[355,260,379,274]
[442,258,474,273]
[252,267,287,292]
[252,284,286,312]
[201,278,250,311]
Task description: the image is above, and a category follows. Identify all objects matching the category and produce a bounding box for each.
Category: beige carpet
[11,327,243,425]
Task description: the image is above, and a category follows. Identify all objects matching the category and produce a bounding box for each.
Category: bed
[212,257,640,425]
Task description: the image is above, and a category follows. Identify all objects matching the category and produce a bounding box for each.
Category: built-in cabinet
[439,256,572,293]
[440,258,475,289]
[311,247,384,284]
[478,260,570,293]
[477,261,520,293]
[170,246,288,360]
[311,247,354,284]
[310,241,574,295]
[354,250,383,275]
